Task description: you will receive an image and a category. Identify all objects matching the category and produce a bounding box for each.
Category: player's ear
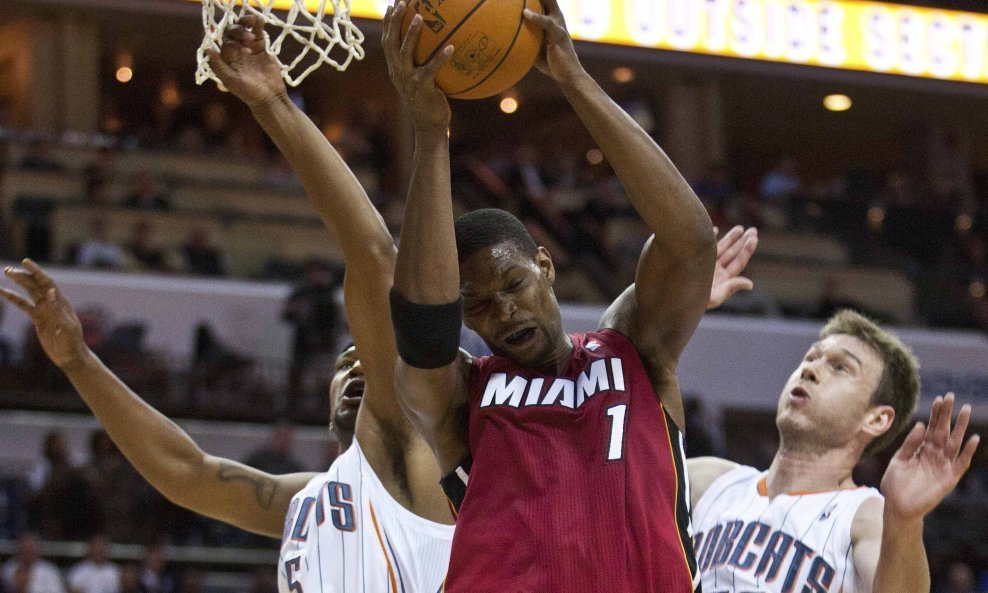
[536,247,555,286]
[862,405,894,439]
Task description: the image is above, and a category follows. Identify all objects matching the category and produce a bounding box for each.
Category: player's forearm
[557,72,712,253]
[393,126,459,304]
[872,511,929,593]
[250,94,395,258]
[62,350,210,502]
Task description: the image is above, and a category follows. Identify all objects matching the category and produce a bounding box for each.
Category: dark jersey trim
[664,408,702,591]
[440,455,473,514]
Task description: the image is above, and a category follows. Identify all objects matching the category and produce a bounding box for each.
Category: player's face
[776,334,885,449]
[328,347,364,436]
[460,243,566,368]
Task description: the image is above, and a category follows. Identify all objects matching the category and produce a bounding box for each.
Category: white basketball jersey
[278,440,454,593]
[692,465,881,593]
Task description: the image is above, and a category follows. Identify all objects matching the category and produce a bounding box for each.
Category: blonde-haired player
[689,310,980,593]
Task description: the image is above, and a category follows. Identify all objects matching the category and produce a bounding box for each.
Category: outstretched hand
[382,1,454,132]
[206,15,287,108]
[1,260,89,371]
[708,226,758,310]
[881,393,980,523]
[523,0,584,84]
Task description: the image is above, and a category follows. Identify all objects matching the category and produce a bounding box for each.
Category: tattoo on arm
[217,462,278,510]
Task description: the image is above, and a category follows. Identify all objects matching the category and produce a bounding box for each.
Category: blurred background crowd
[1,0,987,591]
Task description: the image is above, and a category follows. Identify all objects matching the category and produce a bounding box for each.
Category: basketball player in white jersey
[688,310,980,593]
[1,12,457,592]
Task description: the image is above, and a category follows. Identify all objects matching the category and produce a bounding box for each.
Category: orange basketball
[400,0,545,100]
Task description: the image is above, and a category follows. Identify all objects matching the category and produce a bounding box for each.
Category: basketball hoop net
[196,0,366,88]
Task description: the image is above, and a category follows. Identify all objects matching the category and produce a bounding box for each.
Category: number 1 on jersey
[605,404,628,461]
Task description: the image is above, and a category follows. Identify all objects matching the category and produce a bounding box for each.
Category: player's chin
[333,409,358,434]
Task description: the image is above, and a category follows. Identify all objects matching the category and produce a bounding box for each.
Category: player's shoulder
[849,494,886,544]
[688,457,743,501]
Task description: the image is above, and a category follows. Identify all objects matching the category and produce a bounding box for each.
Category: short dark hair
[454,209,538,264]
[820,310,921,456]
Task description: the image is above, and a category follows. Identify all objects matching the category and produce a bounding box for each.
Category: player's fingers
[3,267,43,299]
[242,14,264,39]
[717,226,747,261]
[926,396,943,443]
[400,14,425,71]
[956,434,980,475]
[716,226,744,257]
[22,259,55,291]
[0,288,36,317]
[726,231,759,276]
[725,278,754,296]
[895,422,926,461]
[933,393,955,448]
[523,8,556,31]
[422,45,454,79]
[384,2,407,58]
[207,49,238,81]
[535,0,561,19]
[947,404,972,459]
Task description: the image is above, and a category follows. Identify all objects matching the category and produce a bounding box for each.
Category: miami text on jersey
[479,358,626,409]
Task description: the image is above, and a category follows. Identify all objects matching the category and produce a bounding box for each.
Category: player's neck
[337,432,354,455]
[764,445,857,498]
[537,333,575,375]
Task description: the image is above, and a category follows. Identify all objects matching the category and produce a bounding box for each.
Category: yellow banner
[196,0,988,84]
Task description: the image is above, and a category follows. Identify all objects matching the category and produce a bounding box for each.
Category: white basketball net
[196,0,366,87]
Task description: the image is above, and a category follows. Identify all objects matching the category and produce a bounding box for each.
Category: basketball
[400,0,545,100]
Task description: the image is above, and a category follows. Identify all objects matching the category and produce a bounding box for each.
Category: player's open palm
[523,0,582,83]
[708,226,758,310]
[1,260,88,370]
[881,393,980,522]
[206,15,286,108]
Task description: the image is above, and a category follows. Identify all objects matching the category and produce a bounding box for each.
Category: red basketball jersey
[442,329,699,593]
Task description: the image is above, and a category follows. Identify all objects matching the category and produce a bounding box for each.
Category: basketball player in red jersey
[384,1,716,591]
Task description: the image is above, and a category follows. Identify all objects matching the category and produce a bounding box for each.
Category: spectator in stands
[282,260,343,409]
[76,219,126,270]
[0,301,12,367]
[243,420,305,476]
[139,545,174,593]
[940,561,979,593]
[682,396,719,458]
[692,162,735,228]
[1,533,66,593]
[124,222,174,273]
[759,156,803,229]
[124,171,170,211]
[84,146,117,202]
[26,430,100,541]
[66,535,120,593]
[180,228,225,277]
[18,139,61,172]
[117,565,141,593]
[82,431,142,543]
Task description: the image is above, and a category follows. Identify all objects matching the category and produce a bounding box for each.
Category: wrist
[883,505,925,538]
[248,91,292,115]
[60,348,98,375]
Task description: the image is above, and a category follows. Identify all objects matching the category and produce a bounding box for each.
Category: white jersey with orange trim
[278,439,454,593]
[692,465,881,593]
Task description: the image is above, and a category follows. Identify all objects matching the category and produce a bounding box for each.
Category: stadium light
[824,94,852,112]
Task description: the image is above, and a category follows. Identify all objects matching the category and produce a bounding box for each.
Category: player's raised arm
[206,17,404,438]
[0,261,313,538]
[382,3,469,474]
[525,1,715,425]
[851,393,980,593]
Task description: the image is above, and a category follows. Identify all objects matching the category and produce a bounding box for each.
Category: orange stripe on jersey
[446,499,458,521]
[660,403,696,585]
[368,500,398,592]
[757,476,871,497]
